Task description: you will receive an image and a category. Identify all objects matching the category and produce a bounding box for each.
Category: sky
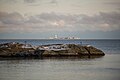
[0,0,120,39]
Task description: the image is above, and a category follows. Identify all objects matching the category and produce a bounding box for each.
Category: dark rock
[0,42,105,58]
[42,44,105,56]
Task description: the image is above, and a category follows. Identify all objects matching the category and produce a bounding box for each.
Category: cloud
[105,1,120,6]
[0,0,17,4]
[0,11,120,33]
[0,12,24,24]
[23,0,58,6]
[105,1,120,10]
[24,0,36,3]
[49,0,58,5]
[23,0,42,6]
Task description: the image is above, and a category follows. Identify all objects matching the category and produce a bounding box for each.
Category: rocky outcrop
[41,44,105,57]
[0,42,105,57]
[0,42,35,57]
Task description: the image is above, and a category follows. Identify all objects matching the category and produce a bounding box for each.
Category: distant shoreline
[0,39,120,40]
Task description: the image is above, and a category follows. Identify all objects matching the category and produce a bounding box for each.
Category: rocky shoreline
[0,42,105,58]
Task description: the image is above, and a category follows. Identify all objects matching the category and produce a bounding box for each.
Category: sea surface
[0,39,120,80]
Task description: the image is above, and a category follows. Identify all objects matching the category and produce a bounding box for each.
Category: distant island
[49,35,80,39]
[0,42,105,58]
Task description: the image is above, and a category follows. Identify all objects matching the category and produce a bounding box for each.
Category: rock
[84,46,105,55]
[0,42,35,57]
[41,44,105,56]
[0,42,105,58]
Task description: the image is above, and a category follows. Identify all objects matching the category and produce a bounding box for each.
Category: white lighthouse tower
[54,35,58,39]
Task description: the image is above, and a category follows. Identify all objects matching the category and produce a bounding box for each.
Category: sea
[0,39,120,80]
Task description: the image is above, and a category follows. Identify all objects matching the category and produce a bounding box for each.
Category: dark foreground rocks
[0,42,105,58]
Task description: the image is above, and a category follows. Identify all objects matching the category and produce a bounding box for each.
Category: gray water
[0,54,120,80]
[0,39,120,80]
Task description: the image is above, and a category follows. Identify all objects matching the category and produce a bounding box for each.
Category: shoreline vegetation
[0,42,105,58]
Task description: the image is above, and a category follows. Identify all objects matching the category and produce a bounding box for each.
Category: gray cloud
[0,0,40,5]
[0,12,24,25]
[49,0,58,5]
[105,1,120,10]
[23,0,42,6]
[24,0,36,3]
[0,11,120,33]
[0,0,17,3]
[105,1,120,6]
[29,12,120,31]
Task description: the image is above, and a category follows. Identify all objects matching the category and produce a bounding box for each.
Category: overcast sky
[0,0,120,39]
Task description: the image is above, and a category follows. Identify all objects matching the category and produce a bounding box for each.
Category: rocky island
[0,42,105,58]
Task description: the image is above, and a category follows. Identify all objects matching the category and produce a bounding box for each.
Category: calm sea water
[0,39,120,80]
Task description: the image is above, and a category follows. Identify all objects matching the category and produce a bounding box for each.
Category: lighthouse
[54,35,58,39]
